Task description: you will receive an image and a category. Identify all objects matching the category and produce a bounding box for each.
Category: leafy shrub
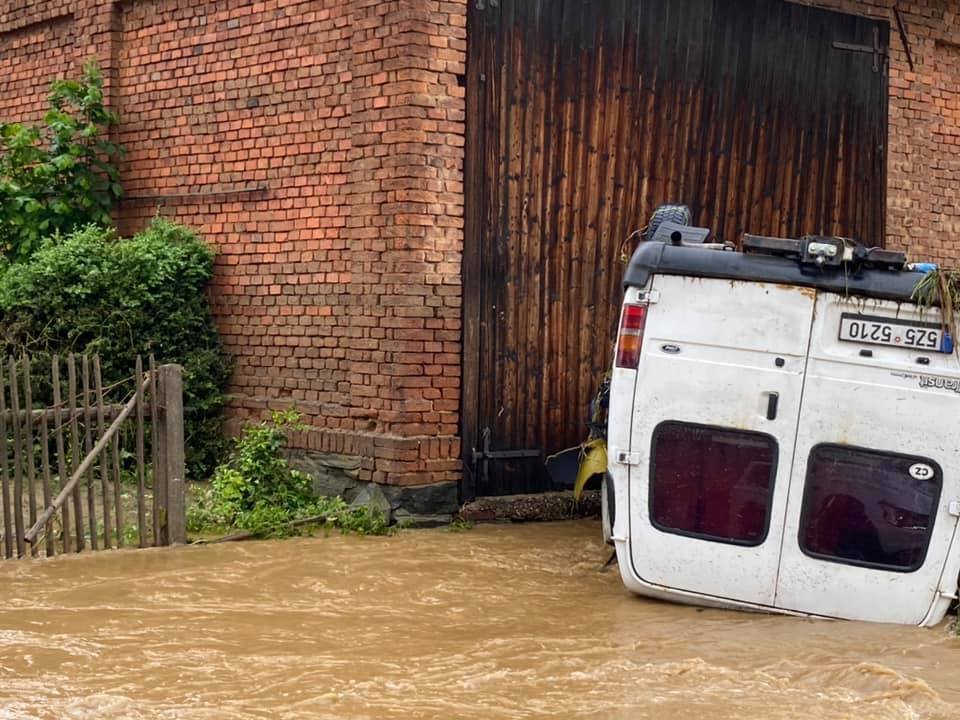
[0,61,123,261]
[188,410,389,538]
[0,219,230,477]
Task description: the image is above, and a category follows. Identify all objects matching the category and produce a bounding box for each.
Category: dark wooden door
[462,0,889,498]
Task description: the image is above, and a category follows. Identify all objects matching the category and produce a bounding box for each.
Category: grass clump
[913,269,960,332]
[446,518,475,532]
[187,410,389,539]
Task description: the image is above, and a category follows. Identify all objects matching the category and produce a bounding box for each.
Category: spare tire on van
[644,203,691,242]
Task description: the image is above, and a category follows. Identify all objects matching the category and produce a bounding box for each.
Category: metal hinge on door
[832,26,887,73]
[636,290,660,304]
[611,449,641,466]
[471,427,541,488]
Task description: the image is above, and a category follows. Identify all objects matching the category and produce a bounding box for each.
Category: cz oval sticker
[909,463,934,481]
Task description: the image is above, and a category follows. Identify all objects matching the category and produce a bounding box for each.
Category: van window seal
[797,443,943,575]
[648,420,779,548]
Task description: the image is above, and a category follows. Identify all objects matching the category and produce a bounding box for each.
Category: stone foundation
[288,449,460,526]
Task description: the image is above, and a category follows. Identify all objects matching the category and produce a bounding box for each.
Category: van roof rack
[742,234,906,272]
[623,239,923,305]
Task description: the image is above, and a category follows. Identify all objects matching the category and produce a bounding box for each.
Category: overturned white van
[606,230,960,626]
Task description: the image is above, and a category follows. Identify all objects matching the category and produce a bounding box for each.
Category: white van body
[606,239,960,626]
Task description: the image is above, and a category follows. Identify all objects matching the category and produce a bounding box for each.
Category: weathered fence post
[157,364,186,545]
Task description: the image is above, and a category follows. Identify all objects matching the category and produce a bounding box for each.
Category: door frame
[460,0,487,502]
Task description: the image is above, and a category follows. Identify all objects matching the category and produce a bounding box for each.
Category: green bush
[188,410,389,538]
[0,219,230,477]
[0,61,123,261]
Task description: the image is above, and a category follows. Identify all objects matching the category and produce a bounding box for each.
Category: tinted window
[800,445,941,572]
[650,422,777,545]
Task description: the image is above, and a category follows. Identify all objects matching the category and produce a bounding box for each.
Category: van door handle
[766,392,779,421]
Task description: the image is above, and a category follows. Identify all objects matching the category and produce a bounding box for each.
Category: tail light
[615,303,647,369]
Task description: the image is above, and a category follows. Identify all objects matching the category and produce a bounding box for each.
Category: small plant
[188,410,389,539]
[0,61,123,261]
[446,518,474,532]
[913,268,960,349]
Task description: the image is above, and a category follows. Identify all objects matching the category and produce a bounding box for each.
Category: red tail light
[615,303,647,369]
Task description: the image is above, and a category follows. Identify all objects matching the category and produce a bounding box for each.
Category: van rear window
[650,422,777,546]
[799,445,941,572]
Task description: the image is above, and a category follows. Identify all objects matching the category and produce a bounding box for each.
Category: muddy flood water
[0,521,957,719]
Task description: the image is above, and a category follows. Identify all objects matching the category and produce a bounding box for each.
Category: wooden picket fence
[0,354,185,560]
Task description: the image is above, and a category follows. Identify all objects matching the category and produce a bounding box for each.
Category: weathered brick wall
[0,0,956,488]
[0,0,467,487]
[0,4,78,121]
[795,0,960,263]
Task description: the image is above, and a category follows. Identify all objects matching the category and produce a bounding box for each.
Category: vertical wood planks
[158,364,186,545]
[0,353,173,559]
[135,355,147,548]
[93,357,111,549]
[465,0,889,496]
[9,359,24,558]
[0,363,11,559]
[39,402,54,556]
[68,355,85,552]
[150,355,161,546]
[81,357,97,551]
[52,355,72,553]
[22,362,38,558]
[112,422,124,549]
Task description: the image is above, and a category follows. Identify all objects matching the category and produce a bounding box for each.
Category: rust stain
[774,283,818,299]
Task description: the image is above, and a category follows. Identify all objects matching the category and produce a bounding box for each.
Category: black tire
[645,203,691,242]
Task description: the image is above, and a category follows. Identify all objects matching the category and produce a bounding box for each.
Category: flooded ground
[0,521,956,719]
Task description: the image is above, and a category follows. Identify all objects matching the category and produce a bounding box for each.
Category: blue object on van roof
[907,262,938,273]
[941,332,954,354]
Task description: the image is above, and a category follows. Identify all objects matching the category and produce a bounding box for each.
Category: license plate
[839,313,944,352]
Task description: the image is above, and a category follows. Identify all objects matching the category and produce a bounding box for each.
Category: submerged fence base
[0,355,185,560]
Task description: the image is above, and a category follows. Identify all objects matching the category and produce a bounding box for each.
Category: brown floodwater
[0,521,957,719]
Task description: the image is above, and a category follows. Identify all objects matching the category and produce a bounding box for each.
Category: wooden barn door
[462,0,889,498]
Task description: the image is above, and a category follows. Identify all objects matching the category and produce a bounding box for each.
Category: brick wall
[0,0,467,487]
[0,0,957,488]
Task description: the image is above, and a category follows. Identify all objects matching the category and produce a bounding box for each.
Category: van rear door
[775,293,960,625]
[627,275,815,607]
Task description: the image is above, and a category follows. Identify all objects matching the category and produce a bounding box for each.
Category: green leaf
[0,61,125,261]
